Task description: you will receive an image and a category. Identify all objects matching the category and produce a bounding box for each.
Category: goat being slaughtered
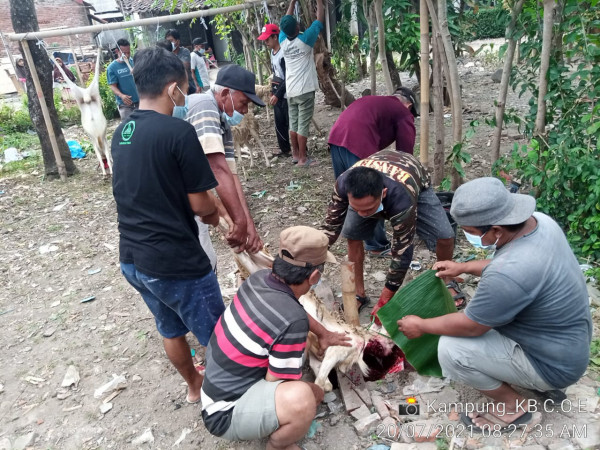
[223,232,403,392]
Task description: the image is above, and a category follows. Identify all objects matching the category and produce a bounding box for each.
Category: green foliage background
[463,6,510,40]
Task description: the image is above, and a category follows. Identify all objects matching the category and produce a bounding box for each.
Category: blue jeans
[330,144,390,252]
[120,263,225,345]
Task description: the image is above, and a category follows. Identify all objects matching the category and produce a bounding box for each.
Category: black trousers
[274,98,291,154]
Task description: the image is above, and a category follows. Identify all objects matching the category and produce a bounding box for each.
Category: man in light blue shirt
[279,0,323,167]
[107,39,139,120]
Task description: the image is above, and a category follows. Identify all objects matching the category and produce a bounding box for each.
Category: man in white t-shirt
[279,0,323,167]
[258,23,291,158]
[191,38,210,92]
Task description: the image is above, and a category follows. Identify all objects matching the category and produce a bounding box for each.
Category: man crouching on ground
[201,226,351,449]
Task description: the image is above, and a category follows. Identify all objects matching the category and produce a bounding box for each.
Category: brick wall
[0,0,92,56]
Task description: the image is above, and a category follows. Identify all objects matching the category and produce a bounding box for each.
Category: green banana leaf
[377,270,457,377]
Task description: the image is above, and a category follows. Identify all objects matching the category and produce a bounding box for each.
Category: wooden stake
[419,0,430,166]
[67,35,84,87]
[341,261,360,326]
[22,40,67,182]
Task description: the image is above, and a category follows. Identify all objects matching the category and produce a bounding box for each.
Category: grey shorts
[288,91,315,137]
[118,102,138,120]
[341,187,455,251]
[438,330,555,391]
[221,379,284,441]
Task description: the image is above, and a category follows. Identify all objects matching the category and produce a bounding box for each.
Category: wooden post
[67,35,84,87]
[419,0,430,166]
[22,40,67,182]
[341,261,360,326]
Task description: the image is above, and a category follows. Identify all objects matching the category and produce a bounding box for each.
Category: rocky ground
[0,47,598,450]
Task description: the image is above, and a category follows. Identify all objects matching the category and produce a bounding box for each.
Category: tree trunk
[428,0,462,189]
[374,0,394,94]
[386,51,401,90]
[535,0,555,139]
[432,32,445,186]
[419,0,430,167]
[490,0,525,165]
[364,0,377,95]
[9,0,76,178]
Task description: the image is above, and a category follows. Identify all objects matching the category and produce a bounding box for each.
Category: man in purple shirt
[328,87,417,259]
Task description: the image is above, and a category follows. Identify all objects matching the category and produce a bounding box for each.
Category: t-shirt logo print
[121,121,136,142]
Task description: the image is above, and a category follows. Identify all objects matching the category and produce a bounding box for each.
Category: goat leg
[249,128,271,168]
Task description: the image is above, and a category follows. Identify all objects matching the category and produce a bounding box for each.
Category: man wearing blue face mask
[186,64,266,259]
[107,39,139,120]
[111,47,225,405]
[398,177,591,434]
[323,149,456,317]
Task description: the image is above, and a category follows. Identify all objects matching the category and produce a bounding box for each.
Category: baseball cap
[280,15,298,37]
[450,177,536,227]
[215,64,266,107]
[279,226,337,267]
[394,87,419,117]
[192,38,207,46]
[258,24,280,40]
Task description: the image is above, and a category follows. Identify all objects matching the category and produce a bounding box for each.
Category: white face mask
[463,230,499,251]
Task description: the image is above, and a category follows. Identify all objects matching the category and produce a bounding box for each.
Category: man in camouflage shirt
[323,149,456,322]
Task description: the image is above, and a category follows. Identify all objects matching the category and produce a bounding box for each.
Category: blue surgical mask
[171,42,177,51]
[169,85,188,119]
[223,91,244,126]
[463,230,498,251]
[366,193,385,217]
[199,48,205,55]
[310,274,323,291]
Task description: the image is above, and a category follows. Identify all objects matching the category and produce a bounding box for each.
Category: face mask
[366,193,385,217]
[463,230,499,251]
[169,85,188,119]
[171,42,177,51]
[223,91,244,126]
[198,48,205,55]
[310,274,322,291]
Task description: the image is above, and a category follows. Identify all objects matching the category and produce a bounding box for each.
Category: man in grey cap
[397,177,592,433]
[186,65,266,265]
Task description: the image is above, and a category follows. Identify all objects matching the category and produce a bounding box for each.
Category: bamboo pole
[22,40,67,181]
[341,261,360,326]
[419,0,430,166]
[67,35,84,87]
[7,2,265,42]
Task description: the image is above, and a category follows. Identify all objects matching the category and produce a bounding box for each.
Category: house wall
[0,0,92,56]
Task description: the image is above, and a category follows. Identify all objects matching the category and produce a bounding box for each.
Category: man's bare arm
[315,0,324,23]
[286,0,297,16]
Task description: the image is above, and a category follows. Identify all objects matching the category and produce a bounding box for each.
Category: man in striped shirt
[202,226,349,449]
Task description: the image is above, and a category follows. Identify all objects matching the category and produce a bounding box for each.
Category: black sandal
[340,295,371,313]
[446,280,467,309]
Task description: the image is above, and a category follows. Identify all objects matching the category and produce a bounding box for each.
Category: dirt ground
[0,49,598,450]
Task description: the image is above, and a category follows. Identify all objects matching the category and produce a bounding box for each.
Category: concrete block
[350,404,371,421]
[353,412,380,436]
[337,369,366,413]
[372,393,390,418]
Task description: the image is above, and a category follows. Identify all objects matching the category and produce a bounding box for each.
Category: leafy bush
[498,0,600,277]
[92,63,119,120]
[463,7,510,40]
[0,103,33,133]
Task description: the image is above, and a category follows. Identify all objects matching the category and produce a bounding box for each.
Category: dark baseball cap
[215,65,265,107]
[394,87,419,117]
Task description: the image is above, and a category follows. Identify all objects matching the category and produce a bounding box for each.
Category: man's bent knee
[275,381,316,421]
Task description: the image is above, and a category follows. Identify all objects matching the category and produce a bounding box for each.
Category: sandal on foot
[446,280,467,309]
[297,158,318,167]
[367,248,392,258]
[272,151,291,157]
[340,295,371,313]
[460,411,532,433]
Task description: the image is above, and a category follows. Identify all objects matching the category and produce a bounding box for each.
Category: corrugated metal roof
[119,0,206,15]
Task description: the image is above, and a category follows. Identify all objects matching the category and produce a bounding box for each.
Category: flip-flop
[272,151,291,158]
[297,158,318,167]
[340,295,371,313]
[460,411,532,433]
[446,280,467,309]
[292,159,298,164]
[367,248,392,258]
[186,395,201,404]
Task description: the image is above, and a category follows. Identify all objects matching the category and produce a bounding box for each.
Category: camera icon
[398,397,420,415]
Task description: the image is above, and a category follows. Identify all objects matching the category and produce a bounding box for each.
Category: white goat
[226,238,400,392]
[52,50,111,176]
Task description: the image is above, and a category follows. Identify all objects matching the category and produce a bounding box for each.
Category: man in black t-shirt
[112,47,224,405]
